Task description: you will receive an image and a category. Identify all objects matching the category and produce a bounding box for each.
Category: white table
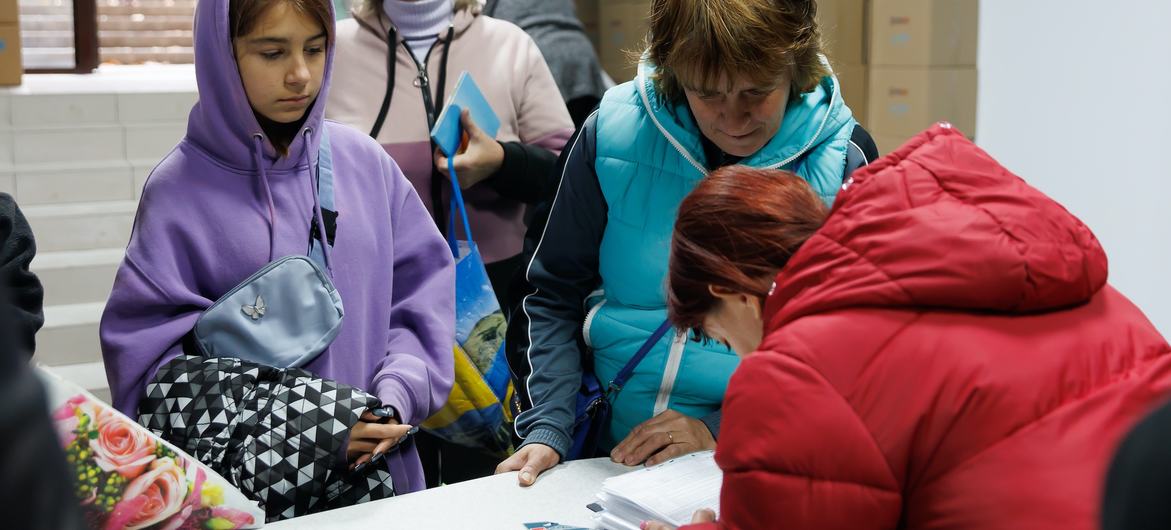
[267,458,635,529]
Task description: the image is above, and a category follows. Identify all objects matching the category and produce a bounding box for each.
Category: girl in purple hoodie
[99,0,454,520]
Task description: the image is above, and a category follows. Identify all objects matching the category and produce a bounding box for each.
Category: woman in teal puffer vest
[498,0,879,486]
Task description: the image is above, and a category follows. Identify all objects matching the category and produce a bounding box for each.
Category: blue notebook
[430,71,501,157]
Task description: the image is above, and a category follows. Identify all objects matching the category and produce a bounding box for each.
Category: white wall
[977,0,1171,334]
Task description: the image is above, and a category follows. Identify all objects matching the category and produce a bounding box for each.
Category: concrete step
[11,162,137,206]
[21,200,136,252]
[37,301,104,368]
[96,16,194,32]
[18,15,75,32]
[100,30,192,48]
[20,47,75,71]
[21,31,75,49]
[102,48,195,65]
[23,14,193,32]
[33,248,123,306]
[99,4,197,17]
[21,0,195,13]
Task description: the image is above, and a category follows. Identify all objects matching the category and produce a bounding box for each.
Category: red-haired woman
[655,124,1171,529]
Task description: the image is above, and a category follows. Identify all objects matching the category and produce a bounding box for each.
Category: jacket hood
[766,124,1109,328]
[186,0,334,170]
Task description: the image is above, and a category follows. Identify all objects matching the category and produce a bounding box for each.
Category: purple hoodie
[98,0,454,494]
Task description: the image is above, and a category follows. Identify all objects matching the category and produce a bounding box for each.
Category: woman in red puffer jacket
[655,124,1171,530]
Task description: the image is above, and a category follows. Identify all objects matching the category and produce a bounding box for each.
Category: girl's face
[234,2,327,124]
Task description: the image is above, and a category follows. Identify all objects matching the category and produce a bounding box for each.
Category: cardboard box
[599,0,651,83]
[0,23,22,86]
[834,63,869,128]
[0,0,17,25]
[818,0,868,65]
[869,0,978,66]
[575,0,600,50]
[866,66,976,138]
[871,133,913,155]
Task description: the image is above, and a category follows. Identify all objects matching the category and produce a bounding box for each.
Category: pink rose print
[105,457,187,530]
[91,412,157,479]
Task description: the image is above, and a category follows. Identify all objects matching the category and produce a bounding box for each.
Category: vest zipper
[652,330,686,416]
[635,61,708,177]
[581,298,607,349]
[768,60,839,170]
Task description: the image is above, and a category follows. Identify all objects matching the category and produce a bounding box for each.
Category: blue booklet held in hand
[430,71,501,157]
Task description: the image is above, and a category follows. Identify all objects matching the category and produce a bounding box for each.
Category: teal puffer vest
[588,60,857,448]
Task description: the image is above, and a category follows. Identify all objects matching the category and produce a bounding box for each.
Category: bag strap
[606,319,674,397]
[309,127,335,270]
[444,106,477,258]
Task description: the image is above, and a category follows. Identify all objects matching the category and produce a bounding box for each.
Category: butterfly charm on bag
[241,294,266,321]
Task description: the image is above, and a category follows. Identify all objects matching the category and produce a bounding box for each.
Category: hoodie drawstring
[252,134,278,263]
[369,26,398,139]
[251,130,334,275]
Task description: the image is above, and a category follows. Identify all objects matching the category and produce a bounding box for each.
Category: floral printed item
[51,392,264,530]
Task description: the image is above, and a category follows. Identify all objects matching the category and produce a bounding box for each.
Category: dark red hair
[668,166,829,334]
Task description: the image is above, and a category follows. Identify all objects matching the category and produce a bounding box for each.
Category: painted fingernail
[640,521,650,530]
[353,462,368,473]
[370,452,385,464]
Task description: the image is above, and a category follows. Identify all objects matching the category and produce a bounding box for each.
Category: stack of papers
[592,451,722,530]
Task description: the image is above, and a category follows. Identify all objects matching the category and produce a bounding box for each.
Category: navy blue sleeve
[845,124,880,179]
[506,111,606,458]
[487,141,560,204]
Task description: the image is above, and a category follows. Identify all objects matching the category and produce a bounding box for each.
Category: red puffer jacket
[684,125,1171,530]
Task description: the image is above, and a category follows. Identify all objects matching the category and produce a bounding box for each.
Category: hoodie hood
[186,0,335,171]
[766,124,1109,329]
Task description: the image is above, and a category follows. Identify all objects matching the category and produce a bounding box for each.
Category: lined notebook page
[598,450,722,526]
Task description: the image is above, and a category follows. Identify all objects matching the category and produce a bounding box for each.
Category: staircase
[20,0,195,69]
[0,68,197,402]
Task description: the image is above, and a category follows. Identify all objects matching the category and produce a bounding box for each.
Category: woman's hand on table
[495,443,561,487]
[611,410,715,467]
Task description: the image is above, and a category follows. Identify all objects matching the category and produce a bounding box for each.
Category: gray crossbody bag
[190,128,344,368]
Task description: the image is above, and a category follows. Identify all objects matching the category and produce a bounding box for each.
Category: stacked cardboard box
[867,0,978,153]
[575,0,600,52]
[0,0,20,86]
[597,0,651,83]
[818,0,870,133]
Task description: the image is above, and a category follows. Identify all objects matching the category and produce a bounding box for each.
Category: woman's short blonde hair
[646,0,830,103]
